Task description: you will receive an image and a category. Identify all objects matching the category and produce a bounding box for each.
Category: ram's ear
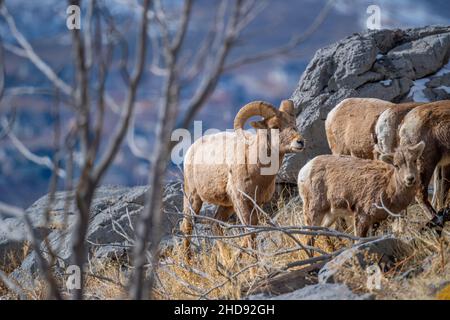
[380,153,394,165]
[250,120,267,129]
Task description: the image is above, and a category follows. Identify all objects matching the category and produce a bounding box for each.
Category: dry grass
[0,242,31,298]
[153,196,349,300]
[83,260,128,300]
[327,204,450,300]
[1,194,449,300]
[151,199,449,300]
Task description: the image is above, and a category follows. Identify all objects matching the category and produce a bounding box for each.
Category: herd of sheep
[180,98,450,252]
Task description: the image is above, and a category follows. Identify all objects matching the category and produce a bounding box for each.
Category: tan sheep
[325,98,394,159]
[325,97,422,159]
[374,102,423,155]
[399,101,450,216]
[181,100,304,251]
[298,142,425,239]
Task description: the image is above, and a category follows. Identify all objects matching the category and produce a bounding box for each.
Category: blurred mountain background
[0,0,449,207]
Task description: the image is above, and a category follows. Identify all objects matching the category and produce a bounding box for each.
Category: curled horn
[233,101,279,130]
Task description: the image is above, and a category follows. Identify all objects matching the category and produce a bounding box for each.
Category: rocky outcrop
[279,26,450,183]
[1,183,190,288]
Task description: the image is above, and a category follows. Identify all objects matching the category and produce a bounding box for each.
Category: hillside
[1,25,450,300]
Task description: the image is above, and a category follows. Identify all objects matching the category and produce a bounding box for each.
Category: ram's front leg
[231,191,259,252]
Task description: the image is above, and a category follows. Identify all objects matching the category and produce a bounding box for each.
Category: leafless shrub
[0,0,334,300]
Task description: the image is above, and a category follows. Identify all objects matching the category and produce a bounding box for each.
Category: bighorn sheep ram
[182,100,304,251]
[325,98,422,159]
[399,101,450,217]
[298,142,425,238]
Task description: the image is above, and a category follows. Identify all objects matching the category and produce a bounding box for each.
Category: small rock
[248,283,372,300]
[318,236,411,285]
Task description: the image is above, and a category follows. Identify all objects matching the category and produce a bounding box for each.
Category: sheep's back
[306,155,392,212]
[326,98,394,159]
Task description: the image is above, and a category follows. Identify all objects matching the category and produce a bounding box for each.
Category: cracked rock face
[3,183,186,288]
[279,26,450,183]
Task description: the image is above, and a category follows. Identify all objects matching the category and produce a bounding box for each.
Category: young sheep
[399,101,450,216]
[182,100,304,251]
[298,142,425,238]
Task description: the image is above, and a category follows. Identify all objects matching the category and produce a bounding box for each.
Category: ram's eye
[394,165,399,169]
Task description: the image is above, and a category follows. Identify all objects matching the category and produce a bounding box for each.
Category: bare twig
[1,119,66,178]
[0,3,72,96]
[374,193,404,218]
[0,202,62,299]
[223,0,335,71]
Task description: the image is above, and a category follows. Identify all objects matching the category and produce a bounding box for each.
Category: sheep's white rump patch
[375,109,397,154]
[298,159,314,184]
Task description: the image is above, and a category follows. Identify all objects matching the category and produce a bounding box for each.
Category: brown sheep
[325,97,423,159]
[181,100,304,251]
[399,101,450,217]
[325,98,394,159]
[298,142,425,238]
[374,102,424,156]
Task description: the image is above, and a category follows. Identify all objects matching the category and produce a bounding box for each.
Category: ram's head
[234,100,304,153]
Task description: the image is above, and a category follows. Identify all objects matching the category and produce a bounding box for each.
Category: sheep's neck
[383,171,416,212]
[247,130,285,183]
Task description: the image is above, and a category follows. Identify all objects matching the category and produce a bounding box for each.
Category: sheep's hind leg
[432,165,449,211]
[305,209,328,257]
[417,163,438,219]
[321,213,339,253]
[443,165,450,207]
[181,194,203,257]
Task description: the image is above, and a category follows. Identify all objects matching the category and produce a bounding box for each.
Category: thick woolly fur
[375,102,424,155]
[298,142,425,237]
[325,98,394,159]
[181,100,304,250]
[399,100,450,214]
[326,98,423,159]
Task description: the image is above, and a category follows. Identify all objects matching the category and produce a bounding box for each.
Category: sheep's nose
[406,176,415,184]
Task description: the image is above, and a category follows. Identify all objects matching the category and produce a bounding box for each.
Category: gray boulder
[279,26,450,183]
[3,182,186,288]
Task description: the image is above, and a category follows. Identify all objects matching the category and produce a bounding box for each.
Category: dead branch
[223,0,335,71]
[374,193,405,218]
[0,3,72,96]
[1,119,66,178]
[199,262,259,300]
